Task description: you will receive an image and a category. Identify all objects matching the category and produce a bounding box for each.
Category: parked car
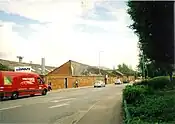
[0,71,48,100]
[115,78,122,85]
[135,79,142,83]
[94,80,105,88]
[123,80,129,84]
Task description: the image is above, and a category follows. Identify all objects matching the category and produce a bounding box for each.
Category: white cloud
[0,0,92,23]
[0,21,28,60]
[0,0,139,69]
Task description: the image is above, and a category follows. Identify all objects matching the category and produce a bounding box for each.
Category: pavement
[49,85,93,93]
[0,84,125,124]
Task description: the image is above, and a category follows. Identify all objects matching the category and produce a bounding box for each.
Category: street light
[98,51,104,75]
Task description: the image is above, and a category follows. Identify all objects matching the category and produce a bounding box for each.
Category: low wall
[45,75,117,90]
[46,76,70,90]
[122,76,135,82]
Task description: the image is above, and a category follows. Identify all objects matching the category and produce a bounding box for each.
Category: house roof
[70,60,123,76]
[0,59,56,75]
[106,70,124,76]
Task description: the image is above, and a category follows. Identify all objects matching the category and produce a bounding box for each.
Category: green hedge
[123,76,175,123]
[129,95,175,123]
[123,85,153,104]
[134,76,172,90]
[128,117,150,124]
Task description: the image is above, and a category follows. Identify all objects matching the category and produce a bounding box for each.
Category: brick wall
[72,76,96,87]
[108,77,117,84]
[46,75,71,89]
[45,75,114,90]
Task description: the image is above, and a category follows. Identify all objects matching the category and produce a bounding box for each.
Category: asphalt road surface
[0,84,125,124]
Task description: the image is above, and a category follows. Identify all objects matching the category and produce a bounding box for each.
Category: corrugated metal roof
[0,59,56,75]
[70,60,123,76]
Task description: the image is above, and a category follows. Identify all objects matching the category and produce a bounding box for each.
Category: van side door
[36,77,45,93]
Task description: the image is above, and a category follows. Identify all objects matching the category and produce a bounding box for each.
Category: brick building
[45,60,123,90]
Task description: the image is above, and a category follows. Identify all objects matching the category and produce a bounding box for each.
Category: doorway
[64,78,68,88]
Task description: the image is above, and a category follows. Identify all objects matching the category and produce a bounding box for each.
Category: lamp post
[98,51,104,75]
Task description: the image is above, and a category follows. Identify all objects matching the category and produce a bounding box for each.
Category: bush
[0,64,13,71]
[129,95,175,123]
[123,76,175,123]
[128,117,150,124]
[136,76,171,90]
[123,85,153,104]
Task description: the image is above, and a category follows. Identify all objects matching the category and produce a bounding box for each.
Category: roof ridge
[69,60,98,69]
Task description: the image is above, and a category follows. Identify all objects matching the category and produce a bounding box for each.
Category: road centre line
[50,98,76,103]
[48,102,69,109]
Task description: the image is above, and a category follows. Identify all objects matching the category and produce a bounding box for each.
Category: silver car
[94,81,105,88]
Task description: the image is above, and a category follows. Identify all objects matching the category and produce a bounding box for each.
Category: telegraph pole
[98,51,103,75]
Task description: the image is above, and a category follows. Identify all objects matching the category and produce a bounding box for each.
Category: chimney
[17,56,23,63]
[41,58,45,75]
[30,61,32,64]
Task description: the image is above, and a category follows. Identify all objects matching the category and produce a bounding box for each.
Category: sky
[0,0,139,70]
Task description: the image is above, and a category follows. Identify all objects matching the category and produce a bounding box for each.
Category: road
[0,84,125,124]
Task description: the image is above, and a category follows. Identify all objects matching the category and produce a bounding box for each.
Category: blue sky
[0,0,139,69]
[0,10,41,25]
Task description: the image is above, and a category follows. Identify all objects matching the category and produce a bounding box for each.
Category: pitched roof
[105,70,124,76]
[0,59,55,75]
[70,60,123,76]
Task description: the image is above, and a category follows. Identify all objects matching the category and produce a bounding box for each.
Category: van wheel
[0,96,4,101]
[30,94,34,97]
[11,92,18,100]
[42,89,47,95]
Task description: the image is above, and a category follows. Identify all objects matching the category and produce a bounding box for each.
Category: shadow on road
[0,94,42,102]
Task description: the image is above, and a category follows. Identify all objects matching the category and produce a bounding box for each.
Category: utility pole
[98,51,103,75]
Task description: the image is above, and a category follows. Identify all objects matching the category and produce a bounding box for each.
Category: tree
[0,64,13,71]
[127,1,174,80]
[117,63,136,76]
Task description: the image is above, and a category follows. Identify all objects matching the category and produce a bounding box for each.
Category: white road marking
[50,98,76,103]
[0,105,22,111]
[48,103,69,109]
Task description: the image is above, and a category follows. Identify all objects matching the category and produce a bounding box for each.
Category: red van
[0,71,48,100]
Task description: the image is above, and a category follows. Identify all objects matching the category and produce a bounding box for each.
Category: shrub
[136,76,171,90]
[123,77,175,123]
[134,79,148,86]
[123,85,153,104]
[129,117,150,124]
[0,64,13,71]
[129,95,175,123]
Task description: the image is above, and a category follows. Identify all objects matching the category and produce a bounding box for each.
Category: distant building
[0,59,55,75]
[0,59,125,90]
